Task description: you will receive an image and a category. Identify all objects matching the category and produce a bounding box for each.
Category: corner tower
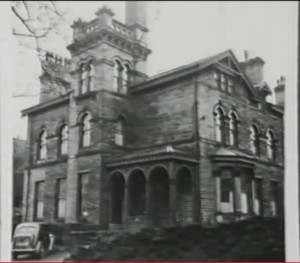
[67,2,151,95]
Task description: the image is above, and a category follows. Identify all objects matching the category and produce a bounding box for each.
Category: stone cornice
[67,28,151,59]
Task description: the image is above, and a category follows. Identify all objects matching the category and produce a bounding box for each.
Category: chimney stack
[125,1,148,46]
[126,1,147,28]
[244,50,248,61]
[274,76,285,106]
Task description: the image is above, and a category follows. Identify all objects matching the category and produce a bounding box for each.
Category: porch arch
[148,166,170,227]
[109,172,125,224]
[176,166,193,224]
[127,169,146,216]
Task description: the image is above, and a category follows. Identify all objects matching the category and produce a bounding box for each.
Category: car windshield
[15,226,37,235]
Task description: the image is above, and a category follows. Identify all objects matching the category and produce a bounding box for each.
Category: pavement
[15,251,68,262]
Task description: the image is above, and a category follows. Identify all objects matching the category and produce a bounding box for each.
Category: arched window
[115,118,124,146]
[214,106,225,143]
[59,125,68,155]
[266,129,276,160]
[38,129,47,160]
[88,62,94,91]
[113,59,123,92]
[229,111,238,146]
[80,64,89,94]
[122,63,130,94]
[80,112,92,147]
[250,124,260,155]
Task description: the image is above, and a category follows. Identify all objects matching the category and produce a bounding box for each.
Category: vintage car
[12,222,55,260]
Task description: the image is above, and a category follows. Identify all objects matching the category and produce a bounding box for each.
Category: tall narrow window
[219,177,234,213]
[81,113,91,147]
[113,59,123,92]
[38,130,47,160]
[250,125,260,155]
[266,129,276,160]
[214,71,221,89]
[122,63,130,94]
[228,78,234,94]
[80,64,89,94]
[220,74,226,91]
[78,173,89,217]
[270,180,279,216]
[59,125,68,155]
[214,107,225,143]
[241,175,252,214]
[88,62,94,91]
[229,111,238,146]
[253,178,263,216]
[35,181,45,220]
[115,118,124,146]
[55,178,66,219]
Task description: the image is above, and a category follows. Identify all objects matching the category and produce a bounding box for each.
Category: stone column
[233,169,242,213]
[168,162,177,226]
[123,180,129,226]
[215,176,221,212]
[145,173,152,227]
[65,92,79,223]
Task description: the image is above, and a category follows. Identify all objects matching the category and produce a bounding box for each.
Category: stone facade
[21,2,284,231]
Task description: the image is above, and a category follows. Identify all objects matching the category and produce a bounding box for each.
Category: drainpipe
[24,121,33,222]
[193,75,201,223]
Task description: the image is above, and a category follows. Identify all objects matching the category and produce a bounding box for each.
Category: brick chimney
[274,76,285,106]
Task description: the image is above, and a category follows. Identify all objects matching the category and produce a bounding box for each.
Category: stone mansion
[21,2,284,230]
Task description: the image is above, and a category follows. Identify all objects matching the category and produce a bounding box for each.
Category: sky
[12,1,298,139]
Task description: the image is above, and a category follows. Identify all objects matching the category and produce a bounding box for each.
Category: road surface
[16,251,68,262]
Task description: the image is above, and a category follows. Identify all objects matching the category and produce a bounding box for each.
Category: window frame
[55,178,66,219]
[58,124,68,156]
[214,106,225,144]
[34,181,45,220]
[250,124,260,156]
[80,112,92,148]
[37,129,47,160]
[228,111,238,146]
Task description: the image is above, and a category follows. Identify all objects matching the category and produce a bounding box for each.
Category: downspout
[193,75,201,223]
[25,119,32,222]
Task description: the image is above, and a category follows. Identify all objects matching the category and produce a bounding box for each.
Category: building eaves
[21,95,69,117]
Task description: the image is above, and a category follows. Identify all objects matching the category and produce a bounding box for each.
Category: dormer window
[228,79,234,94]
[220,74,226,91]
[214,70,235,94]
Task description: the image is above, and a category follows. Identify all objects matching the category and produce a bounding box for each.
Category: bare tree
[11,1,66,59]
